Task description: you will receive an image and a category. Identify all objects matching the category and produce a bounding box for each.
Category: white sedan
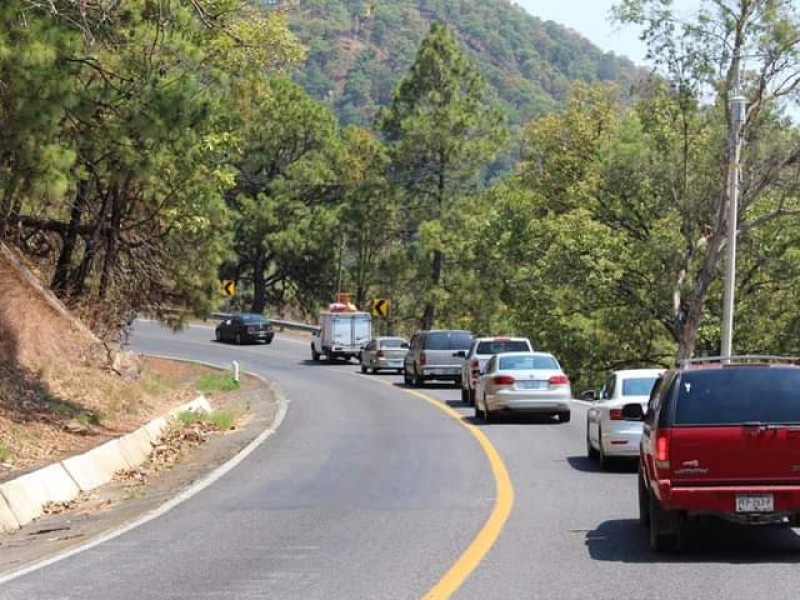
[585,368,664,468]
[474,352,572,423]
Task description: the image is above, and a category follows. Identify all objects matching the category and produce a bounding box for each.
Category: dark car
[215,314,274,345]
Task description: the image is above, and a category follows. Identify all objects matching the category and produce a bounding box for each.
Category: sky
[514,0,698,65]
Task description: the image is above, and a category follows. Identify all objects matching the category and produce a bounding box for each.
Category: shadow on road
[462,413,568,426]
[360,370,404,376]
[298,359,359,367]
[444,399,468,408]
[585,518,800,563]
[390,381,459,391]
[211,339,271,346]
[566,455,638,474]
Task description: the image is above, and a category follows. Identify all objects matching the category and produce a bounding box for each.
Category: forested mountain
[5,0,799,391]
[264,0,646,126]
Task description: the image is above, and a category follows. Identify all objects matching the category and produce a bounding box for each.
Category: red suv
[625,356,800,552]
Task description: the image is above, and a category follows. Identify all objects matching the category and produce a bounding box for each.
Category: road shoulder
[0,368,281,578]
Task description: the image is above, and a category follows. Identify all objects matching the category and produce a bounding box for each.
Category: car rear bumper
[422,366,461,380]
[600,430,641,457]
[244,331,274,342]
[486,392,570,413]
[374,359,404,369]
[656,482,800,519]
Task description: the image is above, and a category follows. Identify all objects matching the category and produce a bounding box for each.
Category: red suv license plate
[736,494,774,513]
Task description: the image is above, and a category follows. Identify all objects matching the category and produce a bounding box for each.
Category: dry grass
[0,244,105,371]
[0,244,220,479]
[0,358,201,477]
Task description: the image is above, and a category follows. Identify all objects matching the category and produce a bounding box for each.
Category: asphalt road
[4,321,800,599]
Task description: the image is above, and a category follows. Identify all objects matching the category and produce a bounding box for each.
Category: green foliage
[195,374,241,394]
[7,0,800,390]
[225,75,344,314]
[0,443,10,463]
[378,22,506,328]
[611,0,800,359]
[0,0,305,335]
[177,409,236,430]
[286,0,644,128]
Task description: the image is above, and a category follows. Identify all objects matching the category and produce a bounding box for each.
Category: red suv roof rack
[679,355,800,369]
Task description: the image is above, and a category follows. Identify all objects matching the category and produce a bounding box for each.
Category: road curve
[4,321,800,599]
[0,322,497,599]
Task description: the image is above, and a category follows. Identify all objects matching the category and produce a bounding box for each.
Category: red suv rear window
[674,367,800,425]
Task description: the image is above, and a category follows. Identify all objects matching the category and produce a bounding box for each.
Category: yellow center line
[369,378,514,599]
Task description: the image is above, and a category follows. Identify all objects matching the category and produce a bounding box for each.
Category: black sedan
[215,314,275,345]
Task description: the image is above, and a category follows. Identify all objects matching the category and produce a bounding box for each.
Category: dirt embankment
[0,243,193,477]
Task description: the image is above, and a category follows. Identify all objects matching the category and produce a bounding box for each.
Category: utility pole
[721,52,747,359]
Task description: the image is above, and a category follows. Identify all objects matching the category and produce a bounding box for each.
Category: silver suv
[403,330,473,387]
[459,337,533,405]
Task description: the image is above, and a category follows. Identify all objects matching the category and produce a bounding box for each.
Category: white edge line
[0,355,290,586]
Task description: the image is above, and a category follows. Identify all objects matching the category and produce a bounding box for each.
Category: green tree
[334,127,395,309]
[0,1,305,334]
[227,76,341,315]
[379,21,506,329]
[614,0,800,358]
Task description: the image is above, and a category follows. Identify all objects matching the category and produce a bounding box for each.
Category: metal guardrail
[210,312,320,333]
[269,319,320,333]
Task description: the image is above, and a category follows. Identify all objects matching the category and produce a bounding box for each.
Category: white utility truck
[311,296,372,362]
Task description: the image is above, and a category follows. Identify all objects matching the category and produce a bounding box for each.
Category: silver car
[585,368,664,468]
[360,337,409,374]
[474,352,572,423]
[403,330,473,387]
[458,336,533,406]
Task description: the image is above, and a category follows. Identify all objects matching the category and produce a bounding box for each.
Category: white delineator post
[232,360,240,383]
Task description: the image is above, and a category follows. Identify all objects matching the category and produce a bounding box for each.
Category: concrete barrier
[0,463,80,526]
[144,416,168,444]
[62,438,131,492]
[0,492,20,533]
[0,395,211,531]
[118,428,153,467]
[171,396,211,417]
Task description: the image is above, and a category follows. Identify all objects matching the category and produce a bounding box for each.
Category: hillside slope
[0,243,171,475]
[269,0,644,126]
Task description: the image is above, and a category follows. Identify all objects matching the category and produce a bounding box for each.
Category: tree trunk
[99,188,121,299]
[0,172,20,240]
[70,192,109,297]
[355,231,370,309]
[52,179,88,296]
[251,253,266,314]
[421,249,443,330]
[675,235,725,360]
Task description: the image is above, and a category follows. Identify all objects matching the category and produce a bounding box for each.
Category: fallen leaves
[41,499,79,516]
[113,417,223,488]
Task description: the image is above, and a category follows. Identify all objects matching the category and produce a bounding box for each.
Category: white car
[585,368,664,468]
[458,336,533,406]
[474,352,572,423]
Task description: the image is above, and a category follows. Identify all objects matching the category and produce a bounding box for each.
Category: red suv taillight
[493,375,515,385]
[247,326,255,333]
[609,408,623,420]
[376,351,385,359]
[655,430,671,471]
[549,374,569,386]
